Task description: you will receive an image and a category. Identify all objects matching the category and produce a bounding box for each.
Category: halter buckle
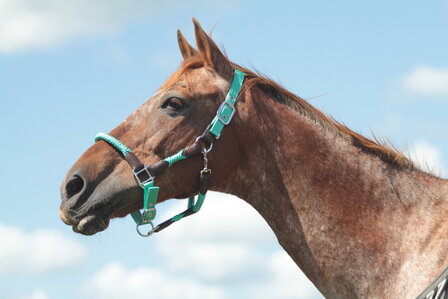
[133,166,154,187]
[216,99,235,125]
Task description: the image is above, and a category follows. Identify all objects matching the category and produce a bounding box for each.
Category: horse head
[59,19,245,235]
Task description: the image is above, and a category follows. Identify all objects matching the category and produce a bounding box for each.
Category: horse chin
[66,187,140,235]
[64,201,114,236]
[72,214,110,236]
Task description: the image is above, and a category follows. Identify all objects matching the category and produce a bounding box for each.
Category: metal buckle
[216,98,235,125]
[133,166,154,187]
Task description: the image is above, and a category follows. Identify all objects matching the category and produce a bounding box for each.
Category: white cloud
[251,251,323,299]
[407,141,445,176]
[155,193,275,282]
[85,262,226,299]
[0,223,87,275]
[14,289,49,299]
[157,192,275,246]
[157,242,267,283]
[153,192,323,297]
[85,253,322,299]
[0,0,235,53]
[81,192,322,299]
[402,66,448,97]
[0,0,179,53]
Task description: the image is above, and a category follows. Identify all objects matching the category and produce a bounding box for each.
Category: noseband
[94,69,245,237]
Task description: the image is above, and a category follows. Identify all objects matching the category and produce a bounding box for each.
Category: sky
[1,0,448,298]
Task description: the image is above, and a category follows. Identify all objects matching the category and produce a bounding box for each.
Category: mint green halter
[95,69,245,237]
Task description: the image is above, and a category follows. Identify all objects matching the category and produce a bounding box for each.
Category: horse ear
[177,29,198,60]
[192,18,233,79]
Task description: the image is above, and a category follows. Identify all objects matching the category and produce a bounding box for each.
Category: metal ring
[195,136,213,153]
[203,143,213,153]
[136,222,155,237]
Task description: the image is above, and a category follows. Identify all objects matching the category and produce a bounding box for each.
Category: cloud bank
[156,192,322,298]
[0,0,180,53]
[407,141,445,176]
[86,193,323,299]
[85,262,226,299]
[0,223,87,275]
[402,66,448,98]
[14,289,49,299]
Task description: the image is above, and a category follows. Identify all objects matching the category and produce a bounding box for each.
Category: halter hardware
[216,99,235,125]
[133,166,154,186]
[94,69,245,237]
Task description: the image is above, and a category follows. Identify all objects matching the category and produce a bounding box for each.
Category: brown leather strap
[153,170,211,234]
[199,171,211,195]
[120,134,213,190]
[201,130,215,146]
[149,160,169,177]
[183,141,203,158]
[121,128,215,177]
[124,152,145,171]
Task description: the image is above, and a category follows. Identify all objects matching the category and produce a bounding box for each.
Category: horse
[59,18,448,298]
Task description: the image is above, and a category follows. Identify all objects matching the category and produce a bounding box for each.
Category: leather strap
[153,171,211,233]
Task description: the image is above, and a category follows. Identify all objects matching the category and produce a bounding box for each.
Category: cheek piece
[94,69,245,237]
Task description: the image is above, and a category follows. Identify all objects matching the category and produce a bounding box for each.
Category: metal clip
[202,150,208,169]
[201,150,212,177]
[200,168,211,178]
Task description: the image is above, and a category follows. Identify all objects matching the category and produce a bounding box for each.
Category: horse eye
[161,97,186,112]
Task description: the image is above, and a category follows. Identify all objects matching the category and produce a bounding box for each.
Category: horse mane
[166,56,419,172]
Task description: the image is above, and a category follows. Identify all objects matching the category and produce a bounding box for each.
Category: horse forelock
[159,56,205,92]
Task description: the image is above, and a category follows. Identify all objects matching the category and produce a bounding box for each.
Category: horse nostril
[66,175,85,199]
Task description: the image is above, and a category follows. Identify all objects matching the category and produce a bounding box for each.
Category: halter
[416,266,448,299]
[94,69,245,237]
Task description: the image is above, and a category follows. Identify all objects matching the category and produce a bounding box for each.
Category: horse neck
[219,86,448,298]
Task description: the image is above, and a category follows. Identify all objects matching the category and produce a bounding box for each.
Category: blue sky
[1,1,447,298]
